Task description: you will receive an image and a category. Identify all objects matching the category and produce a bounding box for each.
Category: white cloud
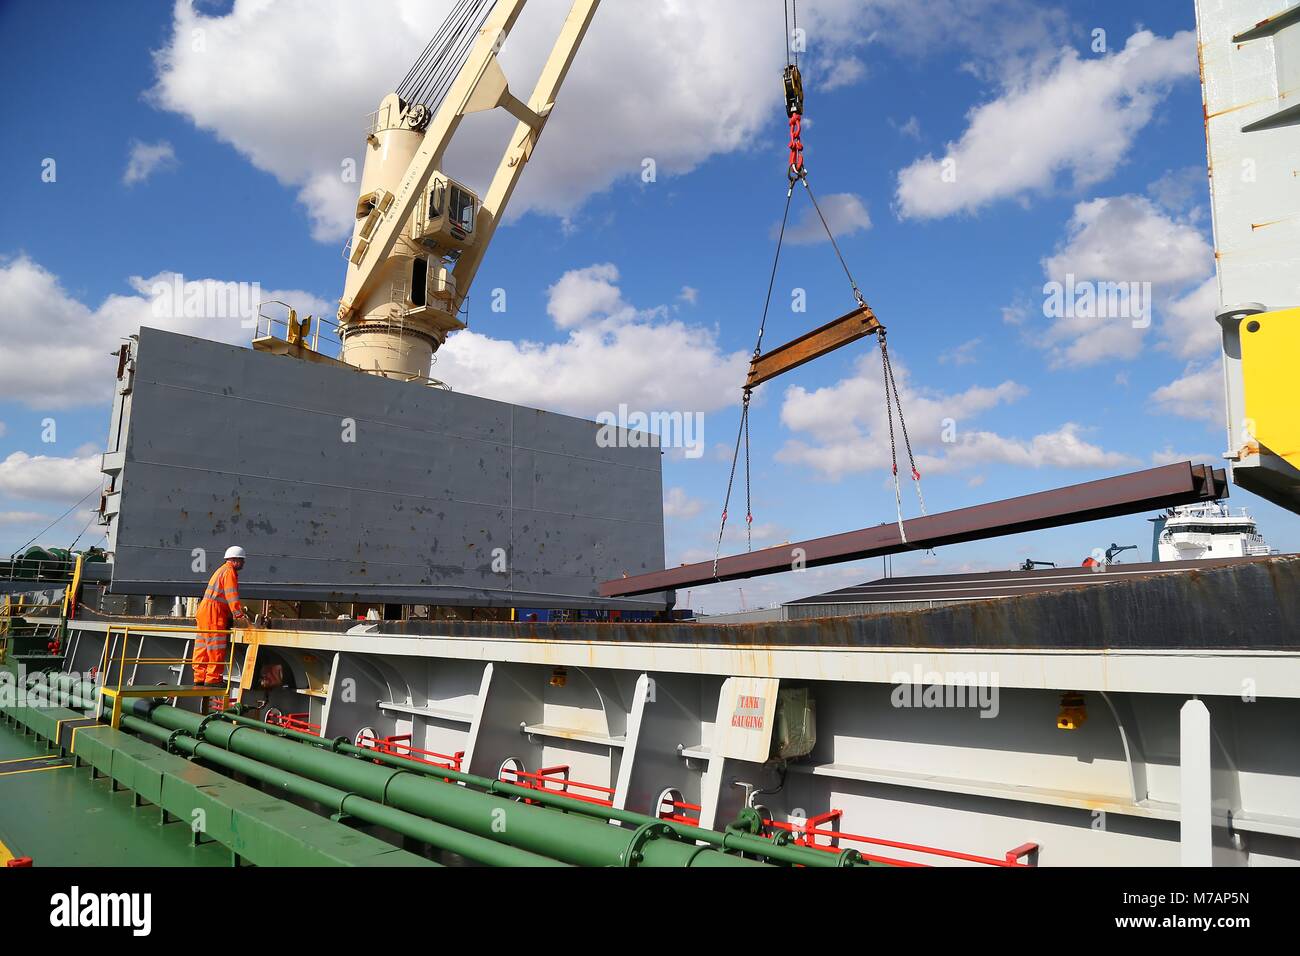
[780,350,1024,444]
[0,511,51,527]
[678,286,699,306]
[1160,276,1220,359]
[1147,166,1208,216]
[1151,445,1212,466]
[1001,301,1031,326]
[663,487,704,520]
[929,423,1138,472]
[123,139,178,186]
[1040,316,1148,369]
[775,350,1133,481]
[1031,194,1215,368]
[147,1,796,241]
[438,263,748,419]
[545,263,627,329]
[783,193,871,245]
[895,30,1196,220]
[148,0,1067,242]
[821,57,866,91]
[0,451,103,503]
[938,337,981,366]
[891,116,922,139]
[1151,361,1223,425]
[1042,194,1211,288]
[0,256,331,409]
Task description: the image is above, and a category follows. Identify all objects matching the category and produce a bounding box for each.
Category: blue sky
[1,0,1293,613]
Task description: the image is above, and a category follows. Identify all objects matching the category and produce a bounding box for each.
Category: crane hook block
[783,64,804,116]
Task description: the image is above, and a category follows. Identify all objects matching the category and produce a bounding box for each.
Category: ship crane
[323,0,600,382]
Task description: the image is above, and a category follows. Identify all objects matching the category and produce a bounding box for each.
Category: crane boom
[334,0,600,381]
[446,0,600,325]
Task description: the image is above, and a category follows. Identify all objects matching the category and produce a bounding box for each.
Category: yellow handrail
[0,603,63,616]
[108,657,234,665]
[103,623,239,635]
[61,554,85,619]
[116,626,128,699]
[99,624,236,727]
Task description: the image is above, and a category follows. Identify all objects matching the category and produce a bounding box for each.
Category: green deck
[0,669,436,867]
[0,718,231,866]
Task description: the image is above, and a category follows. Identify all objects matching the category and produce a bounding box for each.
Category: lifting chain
[713,183,793,576]
[878,329,925,543]
[714,390,753,578]
[712,0,927,577]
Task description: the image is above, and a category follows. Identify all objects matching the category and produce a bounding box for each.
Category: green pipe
[137,701,767,868]
[48,679,93,709]
[49,674,93,693]
[119,714,564,867]
[45,673,92,694]
[20,674,94,711]
[214,709,865,868]
[27,673,91,696]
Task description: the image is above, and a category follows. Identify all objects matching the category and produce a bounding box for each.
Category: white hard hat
[224,546,246,561]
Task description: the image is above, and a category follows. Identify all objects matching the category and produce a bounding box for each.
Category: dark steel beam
[601,462,1228,597]
[746,304,882,390]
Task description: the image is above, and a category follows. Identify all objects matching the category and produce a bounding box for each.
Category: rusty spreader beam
[601,462,1228,597]
[746,304,882,389]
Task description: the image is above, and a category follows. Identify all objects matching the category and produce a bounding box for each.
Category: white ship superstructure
[1153,501,1273,561]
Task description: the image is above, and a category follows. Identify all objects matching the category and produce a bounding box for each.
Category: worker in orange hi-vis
[193,546,251,686]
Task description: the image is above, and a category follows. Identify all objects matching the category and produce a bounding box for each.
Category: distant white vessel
[1151,501,1274,561]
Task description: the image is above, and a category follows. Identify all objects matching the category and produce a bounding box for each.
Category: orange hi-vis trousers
[192,625,228,685]
[193,562,243,684]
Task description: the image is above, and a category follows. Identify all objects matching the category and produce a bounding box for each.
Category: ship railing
[656,792,703,826]
[0,557,76,583]
[266,711,321,736]
[0,608,65,663]
[252,299,344,354]
[1,599,64,622]
[765,809,1039,867]
[356,733,464,774]
[1,597,69,663]
[498,765,615,808]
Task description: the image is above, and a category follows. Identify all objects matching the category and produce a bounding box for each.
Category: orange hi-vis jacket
[193,561,242,685]
[196,561,243,631]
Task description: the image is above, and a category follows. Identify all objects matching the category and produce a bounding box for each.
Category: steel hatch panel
[105,329,668,609]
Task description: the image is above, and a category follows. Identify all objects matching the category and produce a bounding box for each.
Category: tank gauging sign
[732,695,766,729]
[714,678,779,761]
